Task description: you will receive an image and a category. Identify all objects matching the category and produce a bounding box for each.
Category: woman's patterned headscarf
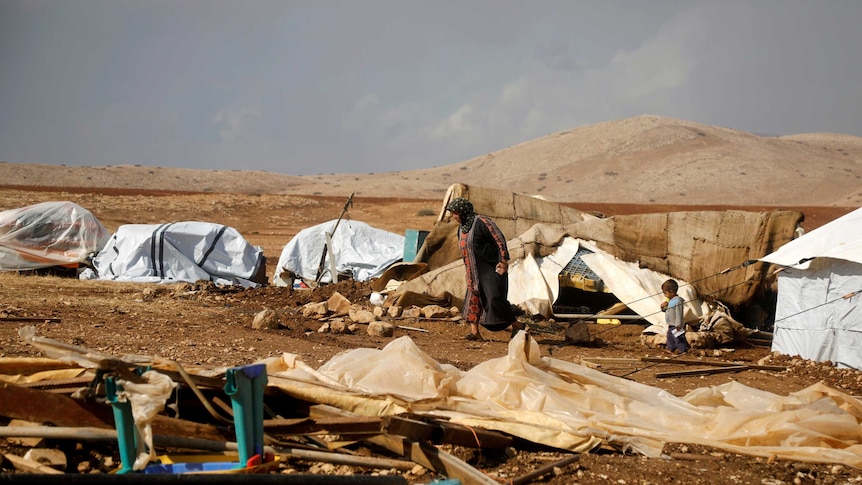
[446,197,476,234]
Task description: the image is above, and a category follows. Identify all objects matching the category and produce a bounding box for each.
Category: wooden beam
[0,357,79,375]
[655,365,750,378]
[0,382,234,442]
[372,434,499,485]
[0,317,61,323]
[2,452,64,474]
[0,381,114,428]
[311,404,497,485]
[264,416,384,435]
[510,453,580,485]
[641,357,785,372]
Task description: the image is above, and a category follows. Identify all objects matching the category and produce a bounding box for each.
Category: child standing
[661,279,689,354]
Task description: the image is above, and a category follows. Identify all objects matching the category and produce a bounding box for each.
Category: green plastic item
[104,375,138,474]
[223,363,268,467]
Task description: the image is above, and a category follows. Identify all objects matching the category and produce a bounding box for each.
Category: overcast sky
[1,1,860,176]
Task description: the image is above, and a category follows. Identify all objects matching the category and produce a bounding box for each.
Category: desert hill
[3,115,861,206]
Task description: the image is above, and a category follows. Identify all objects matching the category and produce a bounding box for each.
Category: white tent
[760,207,862,369]
[82,222,266,288]
[272,219,404,286]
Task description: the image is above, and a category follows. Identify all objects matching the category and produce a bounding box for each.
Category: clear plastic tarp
[265,334,862,467]
[0,201,110,271]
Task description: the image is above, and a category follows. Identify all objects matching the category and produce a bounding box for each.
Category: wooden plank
[0,317,61,323]
[372,434,499,485]
[2,453,64,474]
[435,420,513,449]
[0,357,79,375]
[641,357,785,372]
[264,416,383,435]
[282,447,416,471]
[655,365,750,378]
[0,381,114,428]
[511,453,580,485]
[580,357,641,367]
[0,382,233,443]
[311,404,497,485]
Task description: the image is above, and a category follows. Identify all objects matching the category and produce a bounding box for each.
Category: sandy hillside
[3,115,861,207]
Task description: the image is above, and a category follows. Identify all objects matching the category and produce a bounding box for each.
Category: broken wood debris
[640,357,786,371]
[0,357,524,484]
[580,356,787,379]
[0,316,61,323]
[655,365,751,378]
[2,451,64,474]
[510,453,580,485]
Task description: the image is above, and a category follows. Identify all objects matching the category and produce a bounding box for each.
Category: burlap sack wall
[406,184,803,310]
[563,210,803,306]
[415,183,597,269]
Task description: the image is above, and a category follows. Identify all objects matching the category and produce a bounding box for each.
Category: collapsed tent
[415,183,599,269]
[80,222,266,287]
[760,207,862,369]
[393,185,803,327]
[272,219,404,286]
[0,201,110,271]
[264,334,862,467]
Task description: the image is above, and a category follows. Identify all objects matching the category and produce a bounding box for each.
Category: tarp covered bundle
[272,219,404,285]
[0,201,110,271]
[82,222,265,287]
[760,207,862,369]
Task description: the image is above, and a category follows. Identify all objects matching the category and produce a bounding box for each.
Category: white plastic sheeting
[265,334,862,467]
[507,238,579,317]
[760,207,862,369]
[272,219,404,285]
[577,239,708,333]
[761,207,862,269]
[82,222,264,287]
[0,201,110,271]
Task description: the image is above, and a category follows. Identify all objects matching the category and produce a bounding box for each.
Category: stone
[565,321,590,344]
[326,292,352,316]
[387,305,402,317]
[402,306,422,318]
[251,309,280,330]
[349,307,377,324]
[301,301,328,318]
[329,319,348,334]
[422,305,449,319]
[367,321,394,337]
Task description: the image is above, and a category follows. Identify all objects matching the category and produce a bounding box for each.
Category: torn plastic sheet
[115,371,176,470]
[265,335,862,467]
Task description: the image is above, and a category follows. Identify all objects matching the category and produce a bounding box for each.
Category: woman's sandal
[465,333,482,341]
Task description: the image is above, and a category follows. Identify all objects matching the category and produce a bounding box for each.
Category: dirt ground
[1,187,861,484]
